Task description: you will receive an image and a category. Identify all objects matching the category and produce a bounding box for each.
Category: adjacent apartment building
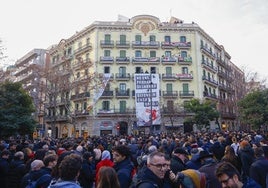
[13,15,246,138]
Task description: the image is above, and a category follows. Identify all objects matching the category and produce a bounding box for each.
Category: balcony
[201,60,218,73]
[115,73,131,81]
[132,41,160,49]
[132,57,160,64]
[203,91,217,100]
[161,56,177,64]
[176,73,193,81]
[115,57,130,64]
[218,70,227,78]
[200,45,216,59]
[162,91,178,98]
[178,56,192,65]
[100,56,114,64]
[72,59,93,70]
[179,91,194,98]
[74,43,92,57]
[70,92,90,101]
[100,40,114,48]
[161,41,191,49]
[101,90,114,98]
[218,83,228,91]
[216,57,228,68]
[162,74,177,81]
[73,110,89,117]
[202,75,218,87]
[115,41,130,48]
[220,112,236,119]
[99,73,114,80]
[115,89,130,98]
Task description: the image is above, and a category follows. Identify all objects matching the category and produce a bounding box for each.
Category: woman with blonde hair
[97,166,120,188]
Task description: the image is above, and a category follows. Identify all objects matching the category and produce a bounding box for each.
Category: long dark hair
[97,167,120,188]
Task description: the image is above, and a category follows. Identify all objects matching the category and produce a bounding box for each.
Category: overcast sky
[1,0,268,81]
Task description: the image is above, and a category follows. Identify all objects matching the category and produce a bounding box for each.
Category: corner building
[46,15,244,138]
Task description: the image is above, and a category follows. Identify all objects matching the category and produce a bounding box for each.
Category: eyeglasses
[220,177,231,184]
[149,163,168,170]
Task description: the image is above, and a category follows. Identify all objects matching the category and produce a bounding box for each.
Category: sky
[1,0,268,82]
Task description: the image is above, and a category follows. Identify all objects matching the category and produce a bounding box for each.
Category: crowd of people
[0,130,268,188]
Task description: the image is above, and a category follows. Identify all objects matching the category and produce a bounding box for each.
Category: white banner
[134,74,161,126]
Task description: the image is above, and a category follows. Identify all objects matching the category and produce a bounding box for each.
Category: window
[150,51,156,57]
[104,66,110,73]
[182,83,189,92]
[119,67,126,76]
[75,103,79,111]
[78,42,82,49]
[165,51,172,57]
[119,83,126,92]
[135,50,142,57]
[203,70,206,76]
[120,35,126,44]
[150,35,156,42]
[135,67,143,73]
[151,67,156,74]
[120,50,126,58]
[166,83,173,93]
[167,100,174,111]
[120,101,126,112]
[164,36,171,42]
[135,35,142,42]
[104,83,110,91]
[104,34,111,43]
[83,102,87,110]
[180,36,186,43]
[104,50,110,57]
[76,72,80,78]
[166,67,172,74]
[102,101,110,111]
[85,69,88,76]
[182,67,188,74]
[181,51,187,59]
[86,38,90,45]
[67,48,72,55]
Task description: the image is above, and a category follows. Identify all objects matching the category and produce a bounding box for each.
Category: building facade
[41,15,246,138]
[12,49,49,137]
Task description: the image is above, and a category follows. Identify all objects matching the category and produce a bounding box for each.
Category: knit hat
[101,150,111,160]
[76,145,83,152]
[177,169,206,188]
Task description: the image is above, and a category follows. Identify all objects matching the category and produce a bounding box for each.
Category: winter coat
[170,155,187,174]
[238,145,255,180]
[114,158,134,188]
[6,159,26,188]
[249,156,268,187]
[0,157,10,188]
[78,159,95,188]
[136,165,162,188]
[48,180,81,188]
[95,159,114,185]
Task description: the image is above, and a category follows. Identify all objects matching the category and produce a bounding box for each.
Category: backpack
[26,174,51,188]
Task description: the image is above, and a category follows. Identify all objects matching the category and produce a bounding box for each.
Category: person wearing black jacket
[78,151,95,188]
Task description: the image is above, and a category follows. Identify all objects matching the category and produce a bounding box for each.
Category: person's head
[14,151,24,160]
[1,149,10,159]
[224,145,235,156]
[31,159,45,171]
[83,151,94,162]
[147,151,168,179]
[112,145,130,164]
[215,162,243,188]
[101,150,111,160]
[173,147,189,163]
[43,154,58,168]
[97,166,120,188]
[59,154,82,181]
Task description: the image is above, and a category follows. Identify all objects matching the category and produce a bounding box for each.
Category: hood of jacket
[49,180,81,188]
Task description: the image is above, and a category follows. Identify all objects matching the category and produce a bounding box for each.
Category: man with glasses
[215,162,261,188]
[135,151,172,188]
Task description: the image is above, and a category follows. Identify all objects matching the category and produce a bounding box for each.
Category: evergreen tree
[0,81,36,137]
